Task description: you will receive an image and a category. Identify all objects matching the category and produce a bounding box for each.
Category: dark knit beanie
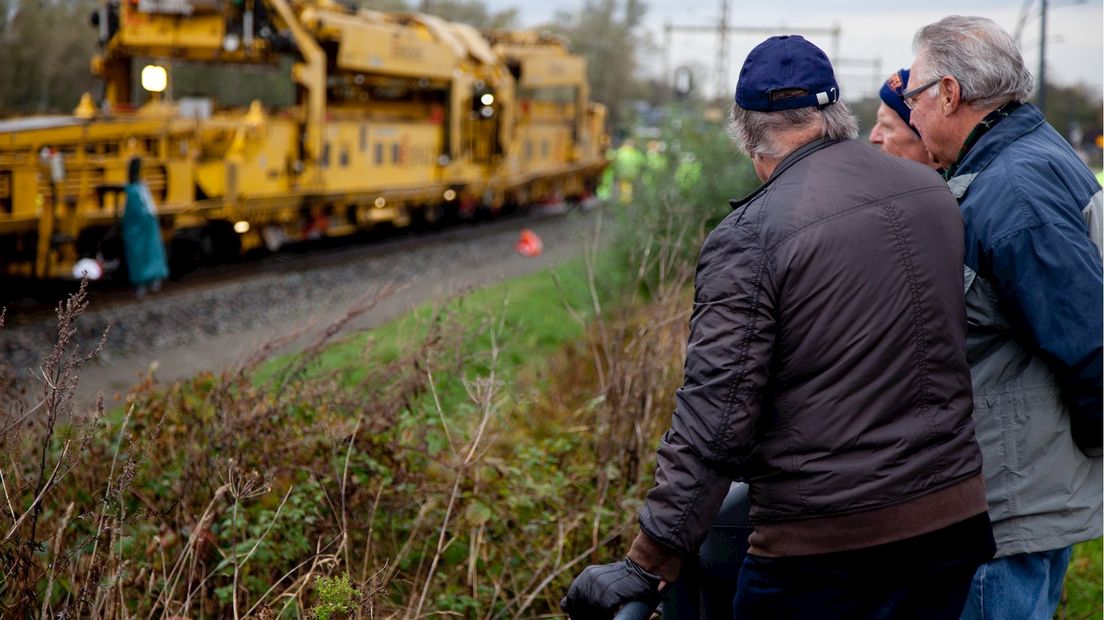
[880,68,920,136]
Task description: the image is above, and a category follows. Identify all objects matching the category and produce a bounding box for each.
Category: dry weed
[0,193,705,618]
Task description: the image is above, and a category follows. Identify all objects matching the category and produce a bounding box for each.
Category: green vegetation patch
[1059,538,1103,619]
[278,255,603,385]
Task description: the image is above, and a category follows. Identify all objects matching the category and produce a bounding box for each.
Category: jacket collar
[947,103,1045,182]
[730,137,843,210]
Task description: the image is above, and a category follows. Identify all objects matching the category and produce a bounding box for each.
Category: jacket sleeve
[637,221,776,556]
[987,221,1104,453]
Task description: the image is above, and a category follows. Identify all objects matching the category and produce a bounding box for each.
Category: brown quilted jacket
[630,138,987,579]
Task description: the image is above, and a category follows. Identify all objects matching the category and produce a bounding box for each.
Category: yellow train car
[0,0,607,279]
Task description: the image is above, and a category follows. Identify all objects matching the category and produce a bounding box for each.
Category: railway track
[1,201,601,401]
[0,202,581,324]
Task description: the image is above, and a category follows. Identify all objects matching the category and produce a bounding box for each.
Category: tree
[1037,81,1104,167]
[848,95,881,140]
[546,0,652,136]
[0,0,99,114]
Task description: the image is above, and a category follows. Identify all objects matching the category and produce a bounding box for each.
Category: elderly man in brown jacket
[562,35,994,620]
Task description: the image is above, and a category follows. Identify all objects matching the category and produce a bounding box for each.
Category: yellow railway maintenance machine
[0,0,607,279]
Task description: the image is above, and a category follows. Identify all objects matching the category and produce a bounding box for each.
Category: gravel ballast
[1,207,599,402]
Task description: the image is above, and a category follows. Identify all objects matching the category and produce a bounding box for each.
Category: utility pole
[1038,0,1048,113]
[834,57,883,98]
[665,16,843,101]
[663,21,672,88]
[715,0,730,101]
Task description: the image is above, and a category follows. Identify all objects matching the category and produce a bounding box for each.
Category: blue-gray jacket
[947,103,1102,557]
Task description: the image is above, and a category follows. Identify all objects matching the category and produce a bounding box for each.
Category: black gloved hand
[560,557,662,619]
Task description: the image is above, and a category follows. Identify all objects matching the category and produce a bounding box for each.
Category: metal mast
[714,0,731,100]
[1038,0,1048,113]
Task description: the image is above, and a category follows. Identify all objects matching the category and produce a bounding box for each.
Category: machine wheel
[204,221,241,265]
[418,202,448,228]
[168,229,205,278]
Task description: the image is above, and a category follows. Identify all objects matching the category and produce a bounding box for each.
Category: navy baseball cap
[734,35,839,111]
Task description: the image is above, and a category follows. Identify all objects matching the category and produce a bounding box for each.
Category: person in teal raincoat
[122,157,169,296]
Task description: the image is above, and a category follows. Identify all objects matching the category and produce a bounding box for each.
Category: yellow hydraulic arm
[265,0,326,187]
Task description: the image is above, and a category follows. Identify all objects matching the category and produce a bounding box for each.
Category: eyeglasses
[901,78,941,110]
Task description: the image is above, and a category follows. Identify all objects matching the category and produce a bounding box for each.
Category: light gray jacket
[961,267,1101,556]
[949,104,1103,557]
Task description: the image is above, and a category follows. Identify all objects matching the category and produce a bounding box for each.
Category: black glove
[560,557,662,619]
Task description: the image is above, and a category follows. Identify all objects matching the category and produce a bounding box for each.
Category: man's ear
[940,76,961,116]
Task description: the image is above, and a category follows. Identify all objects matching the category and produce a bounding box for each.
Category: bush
[311,574,358,620]
[608,107,759,299]
[0,241,697,617]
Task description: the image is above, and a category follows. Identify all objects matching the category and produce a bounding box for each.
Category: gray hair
[913,15,1033,109]
[728,101,859,159]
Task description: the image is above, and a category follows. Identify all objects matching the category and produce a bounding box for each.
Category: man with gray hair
[906,15,1102,620]
[562,35,994,619]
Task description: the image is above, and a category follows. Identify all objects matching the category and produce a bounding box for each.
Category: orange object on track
[515,229,543,257]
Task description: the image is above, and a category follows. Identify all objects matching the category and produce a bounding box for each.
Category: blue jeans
[959,547,1073,620]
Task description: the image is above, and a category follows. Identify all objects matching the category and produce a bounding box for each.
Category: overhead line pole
[665,18,843,100]
[1038,0,1048,113]
[834,57,884,95]
[663,20,672,87]
[1013,0,1035,43]
[715,0,730,101]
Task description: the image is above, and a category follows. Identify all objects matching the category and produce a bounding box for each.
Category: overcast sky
[483,0,1103,100]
